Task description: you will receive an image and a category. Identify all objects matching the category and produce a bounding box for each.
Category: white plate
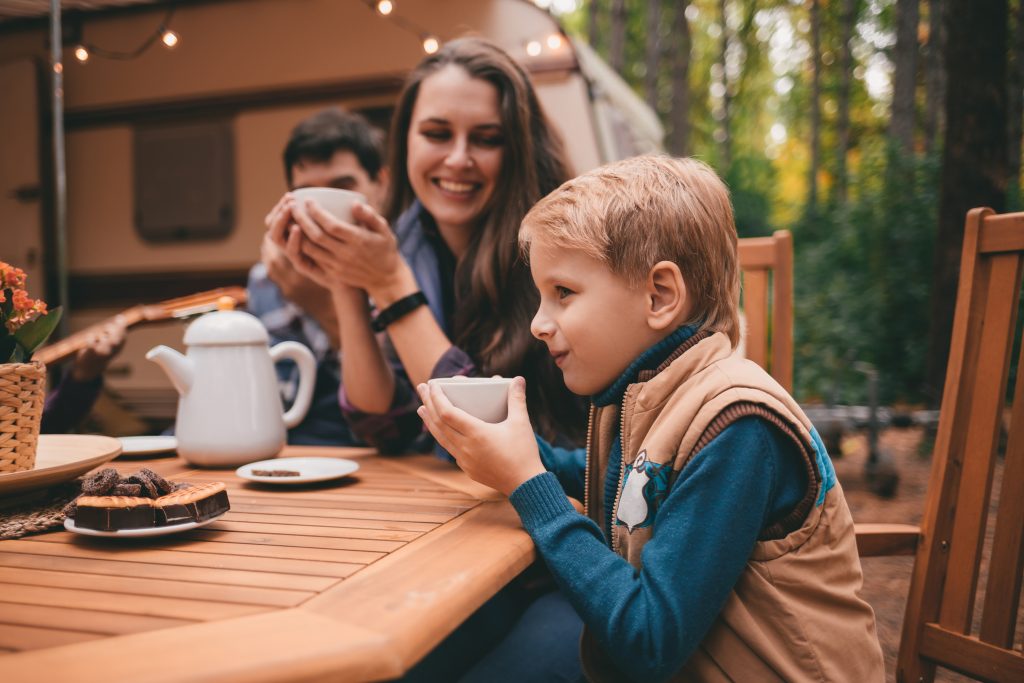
[63,512,225,538]
[236,457,360,484]
[118,435,178,457]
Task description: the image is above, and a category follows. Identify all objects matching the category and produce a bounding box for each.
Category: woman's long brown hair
[385,37,585,441]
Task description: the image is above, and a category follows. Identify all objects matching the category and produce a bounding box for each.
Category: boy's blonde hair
[520,155,740,346]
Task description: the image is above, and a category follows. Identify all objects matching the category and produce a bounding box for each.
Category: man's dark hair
[283,107,385,186]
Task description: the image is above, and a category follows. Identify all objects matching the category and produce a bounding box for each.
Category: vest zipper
[609,388,631,554]
[583,405,596,516]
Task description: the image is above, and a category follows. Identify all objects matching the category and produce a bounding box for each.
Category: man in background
[247,107,388,445]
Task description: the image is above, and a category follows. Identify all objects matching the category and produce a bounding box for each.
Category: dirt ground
[836,426,1020,682]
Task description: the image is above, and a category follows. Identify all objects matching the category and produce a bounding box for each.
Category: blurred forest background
[554,0,1016,408]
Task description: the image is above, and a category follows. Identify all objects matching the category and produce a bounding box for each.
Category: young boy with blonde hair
[417,155,884,682]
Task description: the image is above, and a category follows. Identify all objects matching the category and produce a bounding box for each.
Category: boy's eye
[555,285,573,300]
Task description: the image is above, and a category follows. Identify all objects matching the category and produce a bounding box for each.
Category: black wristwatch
[371,291,428,332]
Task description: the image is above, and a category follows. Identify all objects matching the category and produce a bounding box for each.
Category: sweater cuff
[510,472,577,533]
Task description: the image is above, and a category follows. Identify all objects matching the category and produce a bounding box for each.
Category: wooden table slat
[0,622,103,651]
[228,501,453,524]
[0,552,339,591]
[223,510,438,533]
[228,493,471,516]
[0,601,194,635]
[201,518,426,541]
[0,567,313,607]
[1,539,363,577]
[30,527,407,554]
[0,583,273,621]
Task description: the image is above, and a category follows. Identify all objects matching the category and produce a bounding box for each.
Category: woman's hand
[416,377,546,497]
[291,200,418,306]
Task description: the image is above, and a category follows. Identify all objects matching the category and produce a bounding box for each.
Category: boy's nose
[530,309,554,340]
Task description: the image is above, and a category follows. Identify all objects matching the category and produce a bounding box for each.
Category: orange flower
[0,263,27,289]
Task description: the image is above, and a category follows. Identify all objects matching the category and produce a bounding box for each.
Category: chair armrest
[855,523,920,557]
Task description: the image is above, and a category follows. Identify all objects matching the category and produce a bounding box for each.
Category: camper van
[0,0,663,429]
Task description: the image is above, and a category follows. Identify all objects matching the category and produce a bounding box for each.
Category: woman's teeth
[437,179,475,193]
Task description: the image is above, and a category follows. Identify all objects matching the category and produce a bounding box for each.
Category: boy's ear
[645,261,687,331]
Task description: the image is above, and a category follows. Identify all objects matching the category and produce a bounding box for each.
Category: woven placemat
[0,480,82,539]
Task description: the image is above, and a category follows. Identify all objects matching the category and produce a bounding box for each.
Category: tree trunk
[645,0,663,112]
[718,0,732,170]
[924,0,1008,405]
[808,0,822,212]
[588,0,602,55]
[834,0,857,204]
[669,1,692,156]
[1008,0,1024,200]
[890,0,921,152]
[610,0,626,74]
[924,0,948,153]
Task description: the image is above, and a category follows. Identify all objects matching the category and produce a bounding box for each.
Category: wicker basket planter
[0,361,46,474]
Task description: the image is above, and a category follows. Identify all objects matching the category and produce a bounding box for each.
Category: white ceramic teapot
[146,308,316,467]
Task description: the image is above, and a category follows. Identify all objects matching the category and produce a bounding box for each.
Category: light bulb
[526,40,542,57]
[422,36,439,54]
[74,45,90,63]
[546,33,563,50]
[376,0,394,15]
[161,29,179,48]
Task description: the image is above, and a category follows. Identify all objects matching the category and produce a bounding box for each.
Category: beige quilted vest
[580,332,884,682]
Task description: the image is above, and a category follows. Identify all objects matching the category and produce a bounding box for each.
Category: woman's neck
[436,221,472,261]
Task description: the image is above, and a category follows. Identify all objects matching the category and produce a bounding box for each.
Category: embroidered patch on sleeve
[615,449,672,533]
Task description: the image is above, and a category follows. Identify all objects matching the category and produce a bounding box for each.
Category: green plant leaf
[12,306,62,358]
[0,335,15,364]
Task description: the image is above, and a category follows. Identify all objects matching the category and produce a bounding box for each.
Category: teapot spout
[146,345,193,396]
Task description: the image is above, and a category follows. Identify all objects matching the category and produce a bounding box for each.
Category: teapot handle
[269,341,317,429]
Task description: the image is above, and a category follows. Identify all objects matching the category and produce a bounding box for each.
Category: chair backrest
[737,229,793,391]
[899,208,1024,683]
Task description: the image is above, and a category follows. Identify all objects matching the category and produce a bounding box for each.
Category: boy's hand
[416,377,546,497]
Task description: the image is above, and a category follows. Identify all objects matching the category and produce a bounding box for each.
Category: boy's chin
[562,372,604,397]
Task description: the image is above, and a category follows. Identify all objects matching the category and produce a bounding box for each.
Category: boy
[417,156,884,682]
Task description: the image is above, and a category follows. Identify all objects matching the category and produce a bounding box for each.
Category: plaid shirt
[247,263,359,446]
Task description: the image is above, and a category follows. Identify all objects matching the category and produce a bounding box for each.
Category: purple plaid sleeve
[41,374,103,434]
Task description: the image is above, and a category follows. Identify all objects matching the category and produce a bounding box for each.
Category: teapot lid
[183,310,269,346]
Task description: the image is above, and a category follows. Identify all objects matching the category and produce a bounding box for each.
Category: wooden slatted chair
[855,208,1024,682]
[738,229,794,391]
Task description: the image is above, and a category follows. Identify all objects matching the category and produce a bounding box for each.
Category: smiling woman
[276,37,586,452]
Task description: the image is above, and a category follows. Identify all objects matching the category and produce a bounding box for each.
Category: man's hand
[71,317,127,382]
[416,377,546,497]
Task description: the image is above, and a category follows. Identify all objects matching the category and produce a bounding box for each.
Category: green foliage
[0,286,62,364]
[724,153,777,237]
[794,141,938,404]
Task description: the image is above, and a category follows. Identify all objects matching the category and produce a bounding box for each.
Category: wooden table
[0,446,536,682]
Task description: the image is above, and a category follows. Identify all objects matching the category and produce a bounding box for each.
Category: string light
[362,1,442,55]
[161,29,180,48]
[546,32,564,50]
[526,40,542,57]
[73,9,180,63]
